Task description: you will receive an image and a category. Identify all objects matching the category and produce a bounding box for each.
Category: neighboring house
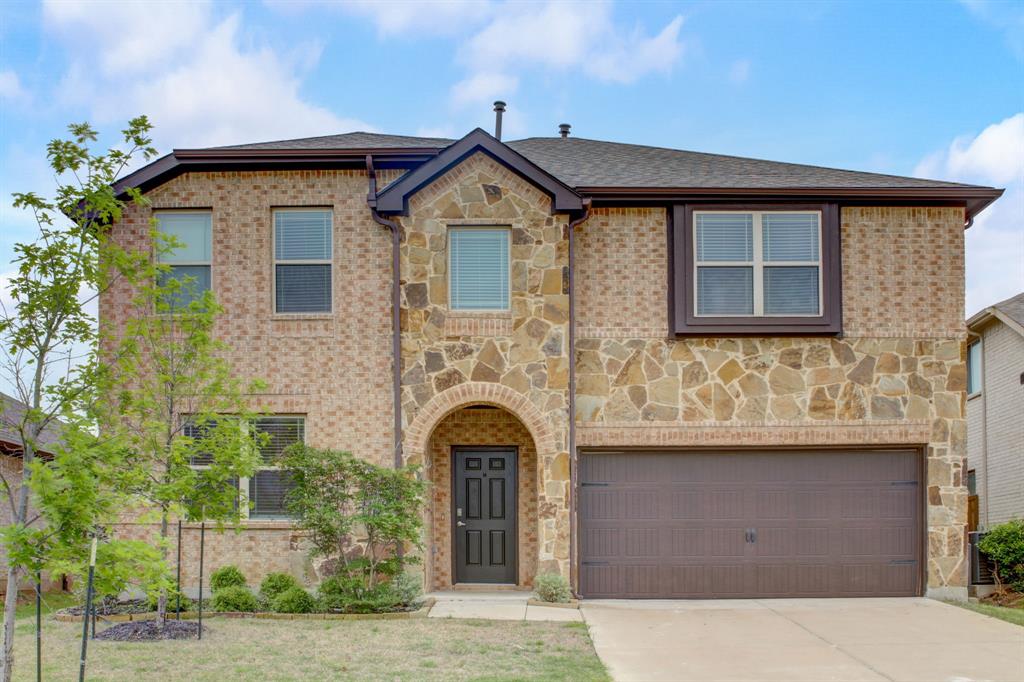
[0,393,67,593]
[966,292,1024,529]
[102,113,1003,602]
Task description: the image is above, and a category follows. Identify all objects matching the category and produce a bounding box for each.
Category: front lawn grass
[954,600,1024,628]
[13,611,609,681]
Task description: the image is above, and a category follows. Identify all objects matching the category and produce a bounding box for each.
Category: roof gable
[373,129,584,215]
[968,292,1024,338]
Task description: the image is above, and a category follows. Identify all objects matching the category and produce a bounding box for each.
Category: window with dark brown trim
[671,203,841,335]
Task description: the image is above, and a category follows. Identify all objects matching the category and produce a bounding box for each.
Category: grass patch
[14,591,77,620]
[953,600,1024,627]
[10,610,608,681]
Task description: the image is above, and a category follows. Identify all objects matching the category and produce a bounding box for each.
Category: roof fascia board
[967,308,1024,338]
[580,186,1003,222]
[374,128,583,215]
[112,148,438,198]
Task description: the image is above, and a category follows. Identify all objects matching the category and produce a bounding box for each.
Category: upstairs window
[449,227,510,311]
[967,341,982,396]
[155,212,212,308]
[673,204,840,335]
[274,209,332,313]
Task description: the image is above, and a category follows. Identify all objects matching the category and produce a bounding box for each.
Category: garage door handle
[745,528,757,543]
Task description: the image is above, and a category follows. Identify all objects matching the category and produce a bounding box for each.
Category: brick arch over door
[404,382,559,466]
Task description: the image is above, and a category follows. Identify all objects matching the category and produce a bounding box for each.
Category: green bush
[272,586,318,614]
[260,572,301,603]
[534,573,572,603]
[318,574,400,613]
[210,565,247,592]
[210,585,258,612]
[389,572,422,606]
[978,520,1024,592]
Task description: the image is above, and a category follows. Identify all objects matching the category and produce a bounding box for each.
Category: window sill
[446,310,513,319]
[180,519,297,531]
[270,313,334,321]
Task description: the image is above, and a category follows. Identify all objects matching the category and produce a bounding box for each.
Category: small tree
[0,119,158,682]
[978,519,1024,594]
[279,445,426,589]
[101,274,265,623]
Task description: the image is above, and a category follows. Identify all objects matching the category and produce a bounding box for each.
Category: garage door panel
[579,449,922,599]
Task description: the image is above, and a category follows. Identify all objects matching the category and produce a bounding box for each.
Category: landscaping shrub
[978,520,1024,593]
[534,573,572,603]
[210,585,258,612]
[272,586,318,614]
[260,572,301,603]
[318,574,399,613]
[210,565,247,592]
[389,571,423,606]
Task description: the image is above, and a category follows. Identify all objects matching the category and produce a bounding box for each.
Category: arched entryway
[405,382,561,590]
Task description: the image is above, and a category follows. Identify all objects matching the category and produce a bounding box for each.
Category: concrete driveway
[581,598,1024,682]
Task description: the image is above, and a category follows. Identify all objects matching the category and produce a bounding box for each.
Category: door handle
[457,521,466,527]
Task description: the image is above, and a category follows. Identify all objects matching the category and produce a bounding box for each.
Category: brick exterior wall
[574,205,969,598]
[103,169,397,588]
[101,160,970,598]
[967,318,1024,527]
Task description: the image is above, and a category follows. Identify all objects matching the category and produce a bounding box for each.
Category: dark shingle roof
[210,132,455,151]
[990,293,1024,328]
[505,137,979,190]
[0,393,67,456]
[205,131,983,191]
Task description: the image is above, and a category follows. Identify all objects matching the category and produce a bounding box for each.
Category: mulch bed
[95,620,205,642]
[980,590,1024,608]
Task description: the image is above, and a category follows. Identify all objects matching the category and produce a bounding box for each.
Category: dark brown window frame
[671,202,842,336]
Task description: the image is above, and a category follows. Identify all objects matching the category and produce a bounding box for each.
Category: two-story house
[966,292,1024,530]
[103,113,1002,602]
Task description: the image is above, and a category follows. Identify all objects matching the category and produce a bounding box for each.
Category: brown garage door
[579,449,922,599]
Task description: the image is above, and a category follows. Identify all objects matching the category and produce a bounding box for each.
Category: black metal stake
[78,537,97,682]
[35,569,41,682]
[176,519,182,621]
[197,520,205,640]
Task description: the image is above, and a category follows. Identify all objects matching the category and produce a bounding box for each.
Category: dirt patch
[95,620,205,642]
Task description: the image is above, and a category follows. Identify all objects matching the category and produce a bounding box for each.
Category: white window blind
[449,228,510,310]
[274,210,332,313]
[156,212,212,308]
[184,416,304,519]
[695,211,822,317]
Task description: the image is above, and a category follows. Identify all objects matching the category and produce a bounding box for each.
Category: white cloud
[268,0,494,37]
[450,72,519,110]
[42,0,371,150]
[460,2,684,84]
[0,70,26,101]
[915,113,1024,315]
[729,59,751,84]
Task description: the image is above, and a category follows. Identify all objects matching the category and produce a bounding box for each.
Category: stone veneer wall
[103,169,400,587]
[396,152,571,579]
[426,408,539,589]
[574,206,969,597]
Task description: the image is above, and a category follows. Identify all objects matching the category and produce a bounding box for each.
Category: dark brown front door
[454,448,517,584]
[580,449,922,599]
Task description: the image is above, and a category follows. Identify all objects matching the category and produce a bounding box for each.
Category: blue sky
[0,0,1021,315]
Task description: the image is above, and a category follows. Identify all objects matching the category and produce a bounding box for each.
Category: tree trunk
[1,565,22,682]
[157,510,168,624]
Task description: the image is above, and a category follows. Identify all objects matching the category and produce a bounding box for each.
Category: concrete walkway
[426,590,583,622]
[581,598,1024,682]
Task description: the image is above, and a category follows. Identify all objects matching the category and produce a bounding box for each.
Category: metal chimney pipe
[493,101,506,140]
[559,123,571,138]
